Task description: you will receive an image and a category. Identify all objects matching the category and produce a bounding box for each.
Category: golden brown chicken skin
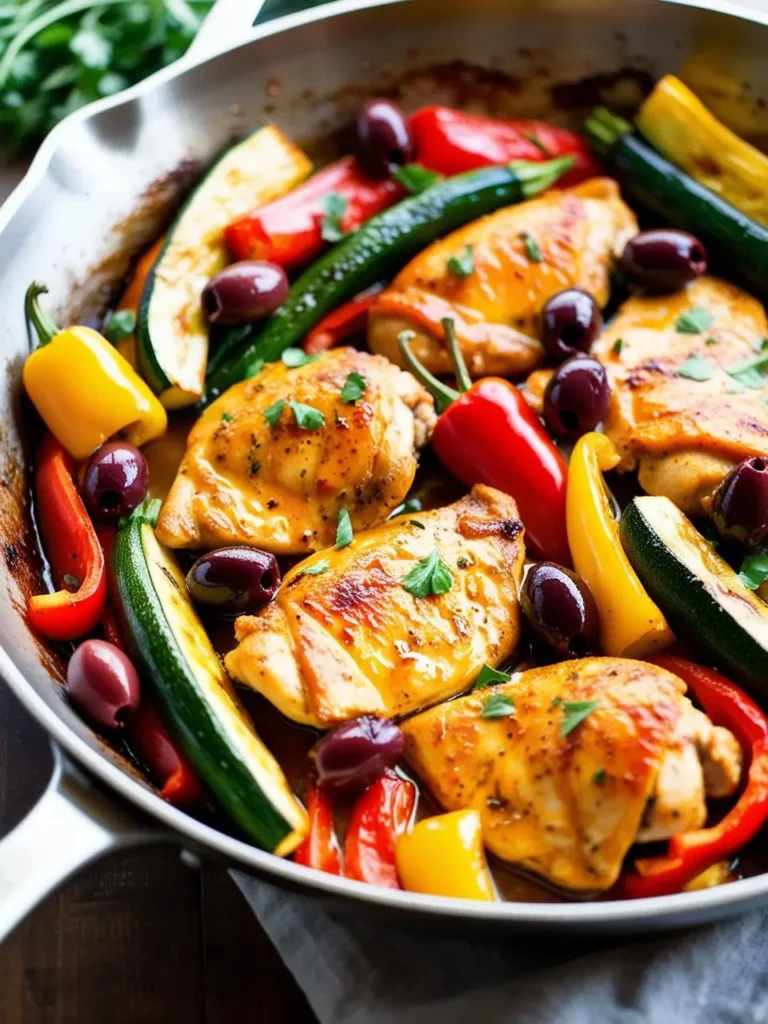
[225,485,525,727]
[402,658,742,893]
[368,178,637,378]
[156,348,436,555]
[591,276,768,513]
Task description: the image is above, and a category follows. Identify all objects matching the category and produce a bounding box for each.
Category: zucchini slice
[620,495,768,699]
[137,126,312,409]
[113,502,307,853]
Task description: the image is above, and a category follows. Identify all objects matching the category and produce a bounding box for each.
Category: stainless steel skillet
[1,0,768,943]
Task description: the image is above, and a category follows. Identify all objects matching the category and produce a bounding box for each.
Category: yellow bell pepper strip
[566,432,674,657]
[395,809,495,901]
[22,283,167,461]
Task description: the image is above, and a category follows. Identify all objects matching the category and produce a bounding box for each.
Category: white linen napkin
[233,872,768,1023]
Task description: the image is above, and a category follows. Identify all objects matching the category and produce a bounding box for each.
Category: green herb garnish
[447,245,474,278]
[401,548,453,598]
[739,551,768,591]
[473,664,512,691]
[335,508,353,549]
[263,398,286,427]
[409,519,426,530]
[296,560,330,578]
[320,193,348,243]
[522,232,542,262]
[282,348,318,369]
[560,699,600,736]
[392,163,441,194]
[62,573,80,591]
[220,411,234,423]
[675,308,715,334]
[592,767,606,785]
[340,371,368,404]
[705,337,719,346]
[612,338,624,356]
[726,352,768,390]
[102,309,135,343]
[481,693,516,719]
[676,354,716,382]
[289,400,325,430]
[456,556,470,569]
[390,496,422,518]
[245,357,265,379]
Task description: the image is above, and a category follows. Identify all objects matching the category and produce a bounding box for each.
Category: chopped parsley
[612,338,624,356]
[755,337,768,352]
[560,699,600,737]
[676,354,716,382]
[447,244,474,278]
[102,309,135,343]
[592,767,607,785]
[320,193,348,243]
[739,551,768,591]
[62,573,80,591]
[282,348,318,369]
[725,352,768,390]
[263,398,286,427]
[296,560,330,578]
[220,411,234,423]
[389,496,422,518]
[473,664,512,691]
[340,371,368,404]
[401,548,453,598]
[522,232,543,262]
[481,693,516,719]
[705,337,719,346]
[392,163,441,194]
[409,519,426,530]
[289,400,325,430]
[245,357,265,379]
[675,308,715,334]
[335,508,353,549]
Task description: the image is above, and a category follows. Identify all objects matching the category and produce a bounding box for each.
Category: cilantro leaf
[103,309,135,343]
[739,551,768,591]
[341,371,367,404]
[392,164,441,194]
[481,693,516,719]
[401,548,453,598]
[560,699,600,736]
[282,348,318,369]
[447,245,474,278]
[296,559,330,578]
[675,308,715,334]
[335,508,353,549]
[321,193,348,243]
[473,664,512,691]
[289,400,325,430]
[726,352,768,390]
[523,232,543,262]
[677,354,716,382]
[263,398,286,427]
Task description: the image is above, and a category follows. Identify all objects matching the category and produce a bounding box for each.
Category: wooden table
[0,167,316,1024]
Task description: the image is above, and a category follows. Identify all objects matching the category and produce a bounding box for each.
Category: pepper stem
[398,330,458,414]
[25,282,60,347]
[583,106,633,155]
[441,317,472,394]
[508,155,575,197]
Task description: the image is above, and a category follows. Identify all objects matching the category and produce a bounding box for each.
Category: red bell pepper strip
[345,772,416,888]
[124,699,204,808]
[294,779,343,874]
[409,106,600,187]
[28,432,107,641]
[225,156,404,271]
[399,319,570,565]
[622,655,768,899]
[304,289,382,354]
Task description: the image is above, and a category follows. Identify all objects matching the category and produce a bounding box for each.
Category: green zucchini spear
[202,155,575,406]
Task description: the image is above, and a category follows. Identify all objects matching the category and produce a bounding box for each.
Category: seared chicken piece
[402,658,742,893]
[156,348,436,555]
[368,178,637,378]
[591,276,768,514]
[225,485,525,727]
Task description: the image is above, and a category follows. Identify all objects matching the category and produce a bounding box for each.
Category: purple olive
[83,441,149,519]
[310,715,405,792]
[186,546,280,613]
[541,288,603,362]
[618,229,708,292]
[711,457,768,547]
[521,563,599,658]
[202,261,288,326]
[354,98,414,178]
[66,639,141,728]
[543,355,610,440]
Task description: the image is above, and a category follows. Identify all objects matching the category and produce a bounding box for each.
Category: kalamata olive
[83,441,149,519]
[618,229,708,292]
[310,715,405,792]
[541,288,603,362]
[66,639,141,728]
[543,355,610,441]
[202,261,288,325]
[186,546,281,613]
[711,457,768,546]
[521,562,599,658]
[354,98,414,178]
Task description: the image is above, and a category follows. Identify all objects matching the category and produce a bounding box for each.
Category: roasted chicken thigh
[156,348,435,555]
[225,485,525,727]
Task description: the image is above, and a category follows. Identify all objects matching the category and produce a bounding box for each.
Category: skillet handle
[0,744,161,943]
